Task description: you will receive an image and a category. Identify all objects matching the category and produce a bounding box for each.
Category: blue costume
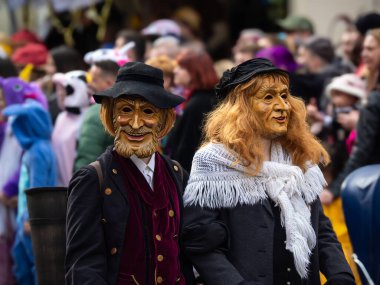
[3,102,57,285]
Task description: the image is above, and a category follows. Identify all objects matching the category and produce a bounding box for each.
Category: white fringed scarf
[183,142,327,279]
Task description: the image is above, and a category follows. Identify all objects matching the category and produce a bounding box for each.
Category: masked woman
[182,58,355,285]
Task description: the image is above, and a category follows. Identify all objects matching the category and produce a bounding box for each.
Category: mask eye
[122,107,132,112]
[264,94,273,100]
[281,93,288,100]
[13,84,22,92]
[143,108,154,114]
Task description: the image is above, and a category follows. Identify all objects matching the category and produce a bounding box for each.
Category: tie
[144,166,153,189]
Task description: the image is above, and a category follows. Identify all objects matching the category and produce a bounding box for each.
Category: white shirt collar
[130,153,156,173]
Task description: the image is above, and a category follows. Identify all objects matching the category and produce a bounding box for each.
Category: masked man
[182,58,355,285]
[65,62,192,285]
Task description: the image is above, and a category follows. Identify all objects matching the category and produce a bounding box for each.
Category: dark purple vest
[115,153,184,285]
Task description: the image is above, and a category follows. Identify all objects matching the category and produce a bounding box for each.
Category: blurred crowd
[1,5,380,285]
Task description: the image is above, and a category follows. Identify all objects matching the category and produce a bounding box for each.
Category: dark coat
[329,90,380,196]
[166,89,218,172]
[182,199,355,285]
[65,146,191,285]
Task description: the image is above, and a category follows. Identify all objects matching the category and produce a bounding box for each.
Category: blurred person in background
[0,77,26,285]
[73,60,119,171]
[114,29,146,62]
[255,45,299,73]
[52,71,90,187]
[145,55,178,152]
[3,102,57,285]
[147,36,181,60]
[317,74,365,284]
[145,55,177,92]
[141,19,182,60]
[296,37,352,136]
[338,28,362,71]
[361,28,380,93]
[277,15,314,54]
[165,50,219,172]
[327,27,380,205]
[42,45,86,123]
[232,29,263,65]
[11,42,55,83]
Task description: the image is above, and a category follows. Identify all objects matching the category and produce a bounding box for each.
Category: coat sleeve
[316,200,356,285]
[65,166,107,285]
[73,107,113,172]
[182,205,262,285]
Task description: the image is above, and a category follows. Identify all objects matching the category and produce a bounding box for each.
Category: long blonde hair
[203,73,330,174]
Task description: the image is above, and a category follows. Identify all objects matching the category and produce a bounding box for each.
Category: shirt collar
[130,153,156,173]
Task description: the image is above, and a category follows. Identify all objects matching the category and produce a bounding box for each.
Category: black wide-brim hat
[93,61,184,108]
[215,58,289,101]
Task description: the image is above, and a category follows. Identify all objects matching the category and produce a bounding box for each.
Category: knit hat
[11,43,48,67]
[11,29,41,46]
[304,37,335,63]
[142,19,181,38]
[355,12,380,36]
[326,73,365,99]
[277,15,314,33]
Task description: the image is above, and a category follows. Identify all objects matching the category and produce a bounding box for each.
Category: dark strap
[89,160,103,191]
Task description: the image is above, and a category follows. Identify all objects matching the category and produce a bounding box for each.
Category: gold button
[157,276,163,284]
[101,218,107,224]
[168,210,175,217]
[173,165,179,172]
[155,234,162,241]
[112,168,118,174]
[110,247,117,255]
[157,254,164,262]
[104,188,112,195]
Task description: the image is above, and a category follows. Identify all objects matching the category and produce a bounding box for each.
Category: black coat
[182,199,355,285]
[329,90,380,196]
[65,147,192,285]
[166,89,218,172]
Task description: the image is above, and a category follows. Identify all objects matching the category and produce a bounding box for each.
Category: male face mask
[113,97,163,158]
[250,76,291,139]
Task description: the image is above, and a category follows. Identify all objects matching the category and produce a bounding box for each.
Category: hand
[24,221,31,235]
[336,110,359,131]
[319,189,334,205]
[0,191,17,208]
[307,98,324,123]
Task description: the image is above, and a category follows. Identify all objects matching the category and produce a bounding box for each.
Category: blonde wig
[99,97,176,139]
[203,73,330,174]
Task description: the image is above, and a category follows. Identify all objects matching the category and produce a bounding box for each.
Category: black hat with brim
[215,58,288,101]
[93,61,184,108]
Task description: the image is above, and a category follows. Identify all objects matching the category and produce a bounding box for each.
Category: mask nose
[274,97,290,112]
[130,113,144,129]
[117,114,143,129]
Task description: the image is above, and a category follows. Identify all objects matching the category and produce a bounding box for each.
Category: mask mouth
[119,126,153,142]
[273,116,287,123]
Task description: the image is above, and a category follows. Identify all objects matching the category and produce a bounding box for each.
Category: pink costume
[52,71,90,186]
